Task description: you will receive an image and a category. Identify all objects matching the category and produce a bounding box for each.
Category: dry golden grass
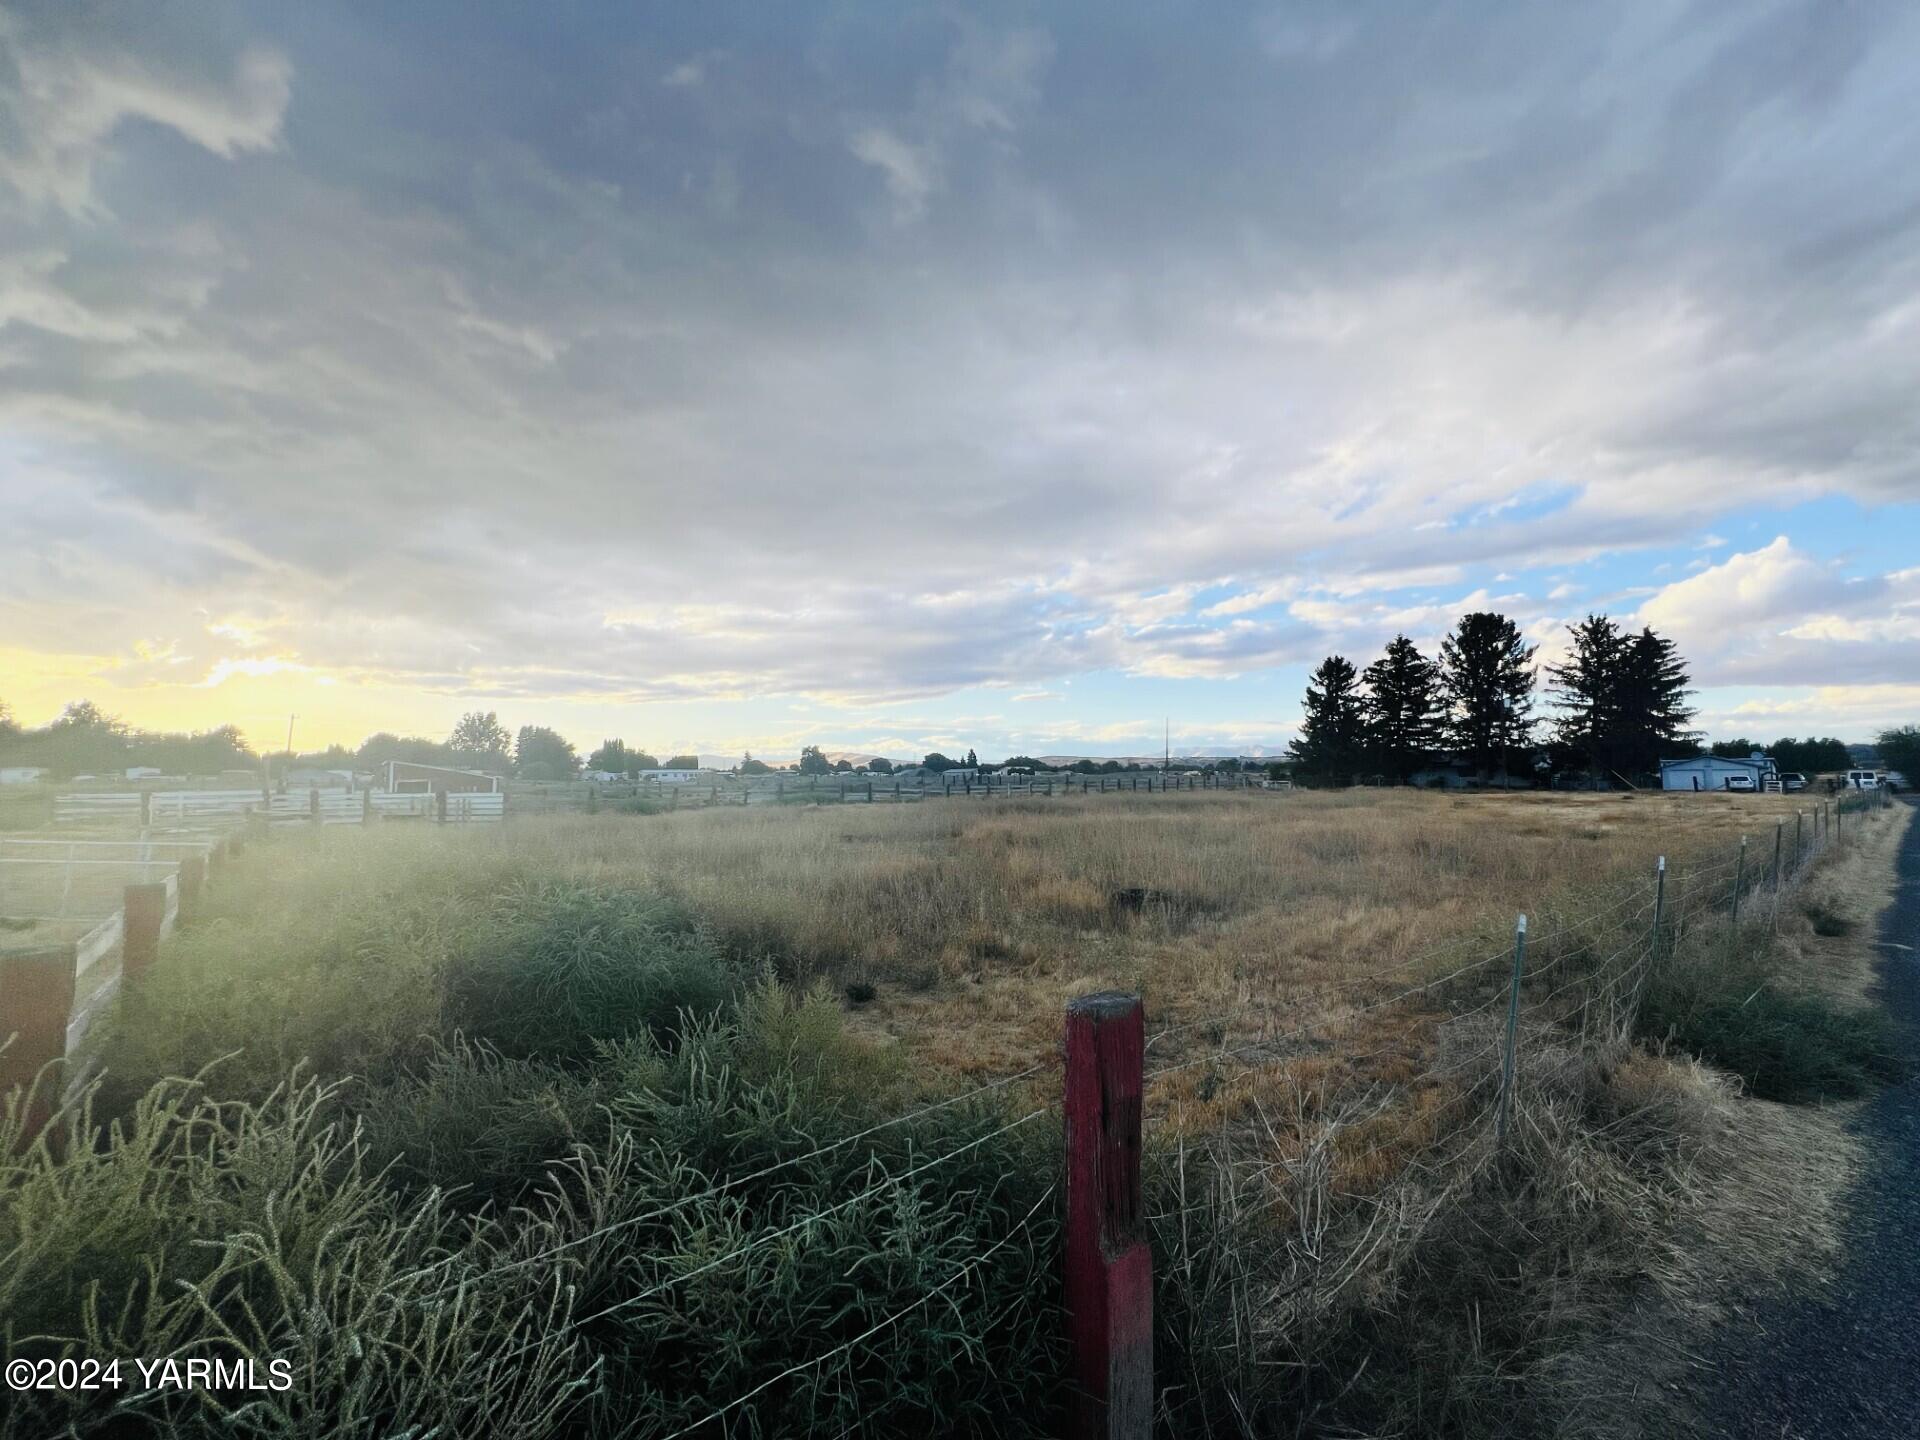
[469,786,1809,1086]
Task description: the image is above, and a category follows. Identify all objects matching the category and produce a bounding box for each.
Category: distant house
[125,766,163,780]
[1659,752,1774,792]
[0,766,50,786]
[636,768,702,784]
[941,768,980,785]
[381,760,502,795]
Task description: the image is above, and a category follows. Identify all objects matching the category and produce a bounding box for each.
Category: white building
[636,768,703,784]
[1660,752,1774,792]
[0,766,51,785]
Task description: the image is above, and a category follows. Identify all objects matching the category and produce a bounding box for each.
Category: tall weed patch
[3,989,1060,1439]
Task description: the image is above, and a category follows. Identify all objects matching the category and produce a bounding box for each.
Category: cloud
[1634,539,1920,689]
[3,3,1920,750]
[847,125,937,220]
[0,5,290,215]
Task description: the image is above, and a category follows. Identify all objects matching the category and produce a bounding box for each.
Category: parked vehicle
[1777,771,1807,793]
[1724,774,1756,793]
[1885,770,1908,793]
[1845,769,1884,790]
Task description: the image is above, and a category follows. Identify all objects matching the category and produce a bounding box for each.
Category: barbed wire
[413,1059,1051,1293]
[493,1105,1052,1360]
[654,1184,1057,1440]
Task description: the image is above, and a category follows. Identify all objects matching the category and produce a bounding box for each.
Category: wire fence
[51,785,1896,1435]
[506,789,1890,1433]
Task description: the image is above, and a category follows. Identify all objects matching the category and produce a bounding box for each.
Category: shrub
[1639,984,1901,1102]
[444,881,744,1063]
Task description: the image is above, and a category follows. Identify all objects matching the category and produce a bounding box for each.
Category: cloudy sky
[3,1,1918,762]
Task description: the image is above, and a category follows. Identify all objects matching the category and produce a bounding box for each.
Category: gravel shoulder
[1699,796,1920,1438]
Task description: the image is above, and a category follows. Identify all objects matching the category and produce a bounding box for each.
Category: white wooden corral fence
[49,787,506,830]
[368,791,505,823]
[52,791,144,826]
[0,845,193,1112]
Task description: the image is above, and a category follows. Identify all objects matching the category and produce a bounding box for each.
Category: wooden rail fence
[0,837,227,1143]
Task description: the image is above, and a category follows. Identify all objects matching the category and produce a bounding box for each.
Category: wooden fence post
[310,788,322,827]
[139,789,153,828]
[436,789,450,825]
[123,882,168,982]
[1,943,77,1148]
[1064,991,1151,1440]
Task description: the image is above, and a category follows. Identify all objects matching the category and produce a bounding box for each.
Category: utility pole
[1163,717,1169,775]
[280,713,296,793]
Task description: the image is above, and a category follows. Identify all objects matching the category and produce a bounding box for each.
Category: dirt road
[1703,796,1920,1437]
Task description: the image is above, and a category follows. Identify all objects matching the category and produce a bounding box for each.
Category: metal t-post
[1496,914,1528,1147]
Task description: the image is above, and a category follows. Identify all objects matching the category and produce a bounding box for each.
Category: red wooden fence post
[123,882,168,983]
[1064,991,1152,1440]
[1,943,77,1148]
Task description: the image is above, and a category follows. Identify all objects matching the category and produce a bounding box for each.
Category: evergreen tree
[1547,614,1628,778]
[1616,627,1695,775]
[1440,612,1536,781]
[1549,618,1694,780]
[965,747,978,768]
[1361,634,1442,782]
[1289,655,1366,784]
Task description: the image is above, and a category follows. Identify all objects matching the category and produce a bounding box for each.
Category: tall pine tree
[1290,655,1366,785]
[1547,614,1628,778]
[1547,616,1694,781]
[1617,627,1695,776]
[1440,612,1536,782]
[1362,634,1442,783]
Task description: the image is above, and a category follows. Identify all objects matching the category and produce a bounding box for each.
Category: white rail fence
[50,788,506,829]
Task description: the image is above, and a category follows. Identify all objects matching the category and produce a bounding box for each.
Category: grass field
[3,786,1900,1439]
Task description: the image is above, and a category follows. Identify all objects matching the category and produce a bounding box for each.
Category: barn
[1659,753,1773,792]
[380,761,503,795]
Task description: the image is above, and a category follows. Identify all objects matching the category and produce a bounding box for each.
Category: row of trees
[0,701,254,777]
[1290,612,1697,785]
[9,695,1913,788]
